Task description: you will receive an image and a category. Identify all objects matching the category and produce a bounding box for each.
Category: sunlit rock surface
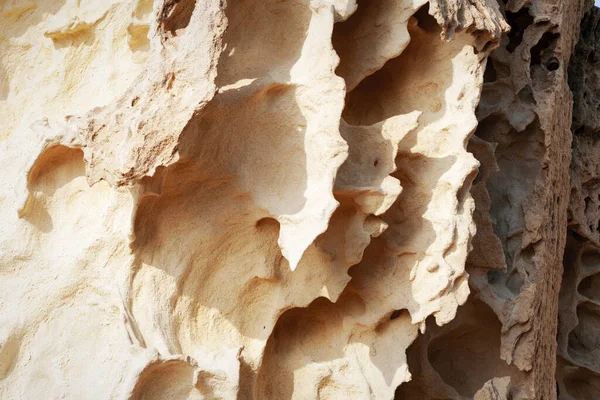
[0,0,596,399]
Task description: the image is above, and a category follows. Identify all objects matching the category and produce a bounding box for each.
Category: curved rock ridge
[15,0,600,399]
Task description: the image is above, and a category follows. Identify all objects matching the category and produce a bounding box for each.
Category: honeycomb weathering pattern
[558,5,600,400]
[0,0,596,399]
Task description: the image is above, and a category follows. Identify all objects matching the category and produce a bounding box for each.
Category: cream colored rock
[0,0,149,141]
[10,0,592,399]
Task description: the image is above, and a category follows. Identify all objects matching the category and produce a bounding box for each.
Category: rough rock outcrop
[557,5,600,399]
[0,0,597,399]
[398,0,587,398]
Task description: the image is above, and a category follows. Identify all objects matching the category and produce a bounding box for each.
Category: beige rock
[0,0,595,399]
[558,5,600,400]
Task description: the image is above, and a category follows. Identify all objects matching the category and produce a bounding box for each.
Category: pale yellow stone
[0,0,509,398]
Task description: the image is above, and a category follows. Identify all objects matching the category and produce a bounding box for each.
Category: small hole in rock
[390,309,407,320]
[413,4,439,33]
[585,196,592,212]
[546,57,560,71]
[505,8,534,53]
[255,217,280,232]
[162,0,195,37]
[530,31,560,77]
[484,60,497,82]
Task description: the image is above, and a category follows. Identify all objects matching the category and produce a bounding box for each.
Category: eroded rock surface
[397,0,591,398]
[557,5,600,400]
[0,0,596,399]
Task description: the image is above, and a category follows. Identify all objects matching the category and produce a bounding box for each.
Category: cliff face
[0,0,596,399]
[557,6,600,400]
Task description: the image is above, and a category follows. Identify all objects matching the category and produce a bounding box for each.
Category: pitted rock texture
[557,4,600,400]
[0,0,596,399]
[397,0,585,398]
[568,5,600,248]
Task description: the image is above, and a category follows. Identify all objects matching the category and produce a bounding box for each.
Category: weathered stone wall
[557,5,600,399]
[399,0,589,398]
[0,0,596,399]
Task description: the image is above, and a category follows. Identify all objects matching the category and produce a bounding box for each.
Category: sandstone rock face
[0,0,596,399]
[557,5,600,400]
[399,0,587,398]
